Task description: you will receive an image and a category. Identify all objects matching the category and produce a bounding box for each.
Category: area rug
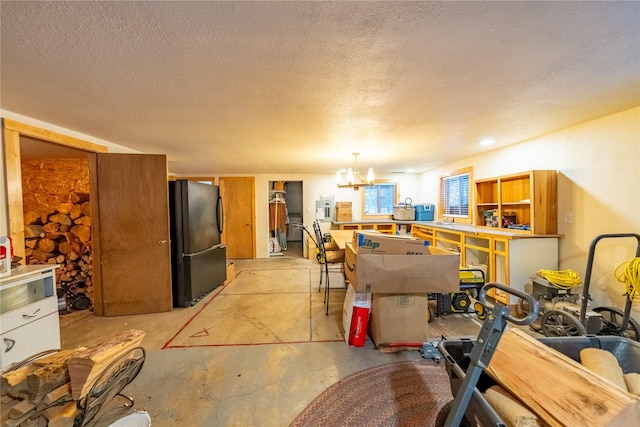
[289,360,453,427]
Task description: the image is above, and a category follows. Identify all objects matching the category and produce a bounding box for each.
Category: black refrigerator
[169,180,227,307]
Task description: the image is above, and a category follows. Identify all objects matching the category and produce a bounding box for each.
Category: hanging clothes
[269,199,287,232]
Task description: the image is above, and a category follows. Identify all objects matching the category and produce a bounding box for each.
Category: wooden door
[219,177,255,259]
[91,153,172,316]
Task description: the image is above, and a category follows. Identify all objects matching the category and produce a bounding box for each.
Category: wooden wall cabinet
[474,170,557,234]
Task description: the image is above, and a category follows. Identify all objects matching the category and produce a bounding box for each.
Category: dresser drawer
[1,312,61,371]
[0,296,58,334]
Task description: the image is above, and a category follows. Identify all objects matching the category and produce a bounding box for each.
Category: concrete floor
[59,243,484,427]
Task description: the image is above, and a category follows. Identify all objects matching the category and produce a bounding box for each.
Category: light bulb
[367,168,374,183]
[346,168,354,184]
[336,171,342,185]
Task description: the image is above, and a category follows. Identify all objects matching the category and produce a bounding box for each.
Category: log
[37,238,56,253]
[1,365,38,395]
[73,216,91,226]
[70,225,90,245]
[24,225,44,239]
[48,214,71,226]
[486,329,639,427]
[42,222,60,234]
[30,249,52,263]
[16,349,87,401]
[41,383,72,407]
[57,242,73,255]
[68,205,82,220]
[23,211,41,225]
[68,329,146,400]
[56,203,72,215]
[80,202,91,217]
[66,192,81,204]
[8,401,35,420]
[44,401,81,427]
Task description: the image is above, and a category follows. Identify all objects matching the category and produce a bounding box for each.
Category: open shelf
[474,170,557,234]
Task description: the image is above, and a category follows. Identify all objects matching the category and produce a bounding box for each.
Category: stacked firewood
[23,192,93,303]
[1,330,146,427]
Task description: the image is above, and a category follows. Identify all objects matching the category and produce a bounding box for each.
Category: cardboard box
[336,213,352,222]
[273,181,285,191]
[335,202,352,208]
[224,262,235,285]
[342,284,371,347]
[335,207,352,222]
[369,293,429,352]
[307,237,318,261]
[352,231,431,255]
[344,242,459,294]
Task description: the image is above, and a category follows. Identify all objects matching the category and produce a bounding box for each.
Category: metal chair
[312,221,345,315]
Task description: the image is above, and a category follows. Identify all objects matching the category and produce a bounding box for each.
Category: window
[363,182,396,216]
[439,168,472,221]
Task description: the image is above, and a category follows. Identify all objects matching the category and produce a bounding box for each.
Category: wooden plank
[2,347,86,401]
[2,119,108,153]
[44,401,81,427]
[68,329,146,400]
[486,329,638,427]
[3,126,26,263]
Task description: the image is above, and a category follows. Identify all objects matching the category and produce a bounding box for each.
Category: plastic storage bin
[414,204,434,221]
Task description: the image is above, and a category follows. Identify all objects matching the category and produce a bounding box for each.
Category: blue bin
[414,204,434,221]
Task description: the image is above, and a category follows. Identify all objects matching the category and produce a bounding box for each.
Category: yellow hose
[615,257,640,300]
[536,269,583,290]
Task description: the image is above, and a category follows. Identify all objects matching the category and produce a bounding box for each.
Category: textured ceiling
[1,1,639,175]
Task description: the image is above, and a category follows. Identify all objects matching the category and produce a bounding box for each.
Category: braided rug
[290,360,453,427]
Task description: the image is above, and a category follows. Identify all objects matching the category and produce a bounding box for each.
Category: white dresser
[0,265,61,371]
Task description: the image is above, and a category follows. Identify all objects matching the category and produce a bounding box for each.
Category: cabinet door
[91,154,172,316]
[1,312,60,370]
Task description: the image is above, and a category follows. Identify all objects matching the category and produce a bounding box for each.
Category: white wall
[420,106,640,315]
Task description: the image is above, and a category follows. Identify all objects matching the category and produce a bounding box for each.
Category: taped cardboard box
[224,262,235,285]
[342,283,371,347]
[369,293,429,352]
[344,242,459,294]
[352,230,431,255]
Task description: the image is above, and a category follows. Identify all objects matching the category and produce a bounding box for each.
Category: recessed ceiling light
[480,138,495,146]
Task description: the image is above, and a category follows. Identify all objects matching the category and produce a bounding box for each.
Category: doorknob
[158,240,167,245]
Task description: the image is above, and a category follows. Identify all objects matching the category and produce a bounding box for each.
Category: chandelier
[336,152,375,190]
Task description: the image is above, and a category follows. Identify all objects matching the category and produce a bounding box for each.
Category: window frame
[438,167,473,224]
[361,181,398,219]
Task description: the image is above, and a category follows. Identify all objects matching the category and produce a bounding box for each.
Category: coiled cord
[615,257,640,300]
[536,269,583,290]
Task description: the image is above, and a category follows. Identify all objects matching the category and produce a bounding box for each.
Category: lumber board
[68,329,146,400]
[44,401,81,427]
[486,329,639,427]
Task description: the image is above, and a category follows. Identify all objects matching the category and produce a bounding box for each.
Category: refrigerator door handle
[217,195,224,234]
[185,244,226,257]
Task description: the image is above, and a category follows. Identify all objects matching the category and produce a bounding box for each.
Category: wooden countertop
[328,230,353,250]
[331,220,561,239]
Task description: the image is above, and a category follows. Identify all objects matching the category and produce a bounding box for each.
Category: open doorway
[268,181,303,258]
